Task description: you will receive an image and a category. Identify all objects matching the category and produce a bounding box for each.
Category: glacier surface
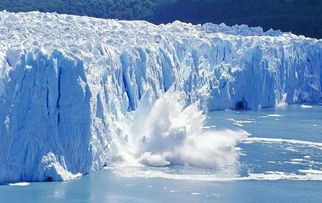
[0,11,321,183]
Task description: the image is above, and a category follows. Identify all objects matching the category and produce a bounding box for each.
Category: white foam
[111,167,322,181]
[299,169,322,175]
[202,125,216,129]
[113,89,248,173]
[285,159,305,165]
[244,137,322,150]
[242,171,322,181]
[292,158,304,162]
[285,146,298,152]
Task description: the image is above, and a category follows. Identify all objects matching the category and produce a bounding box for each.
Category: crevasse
[0,11,321,183]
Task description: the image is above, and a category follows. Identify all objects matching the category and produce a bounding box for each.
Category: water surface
[1,105,322,202]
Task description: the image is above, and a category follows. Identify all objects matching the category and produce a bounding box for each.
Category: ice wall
[0,11,321,183]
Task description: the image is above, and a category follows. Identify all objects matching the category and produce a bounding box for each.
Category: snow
[0,11,321,183]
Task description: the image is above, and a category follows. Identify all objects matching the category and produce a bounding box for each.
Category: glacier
[0,11,321,183]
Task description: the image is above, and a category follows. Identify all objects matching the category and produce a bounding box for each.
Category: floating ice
[266,114,283,117]
[8,182,30,186]
[227,118,254,127]
[300,104,313,109]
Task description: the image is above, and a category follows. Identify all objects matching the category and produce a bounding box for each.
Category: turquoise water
[1,105,322,202]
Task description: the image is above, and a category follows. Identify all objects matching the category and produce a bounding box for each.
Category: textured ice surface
[0,11,321,183]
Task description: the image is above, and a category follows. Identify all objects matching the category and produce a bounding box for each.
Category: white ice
[0,11,321,183]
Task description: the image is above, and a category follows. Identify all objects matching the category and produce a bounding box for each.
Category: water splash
[112,88,248,174]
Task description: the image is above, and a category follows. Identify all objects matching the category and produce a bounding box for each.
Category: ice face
[0,11,321,183]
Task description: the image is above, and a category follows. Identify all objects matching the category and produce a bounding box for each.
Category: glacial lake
[1,105,322,202]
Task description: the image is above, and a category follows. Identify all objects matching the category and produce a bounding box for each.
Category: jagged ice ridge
[0,11,321,183]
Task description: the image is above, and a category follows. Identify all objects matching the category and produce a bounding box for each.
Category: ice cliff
[0,11,321,183]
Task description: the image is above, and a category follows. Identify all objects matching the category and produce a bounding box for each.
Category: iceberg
[0,11,321,183]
